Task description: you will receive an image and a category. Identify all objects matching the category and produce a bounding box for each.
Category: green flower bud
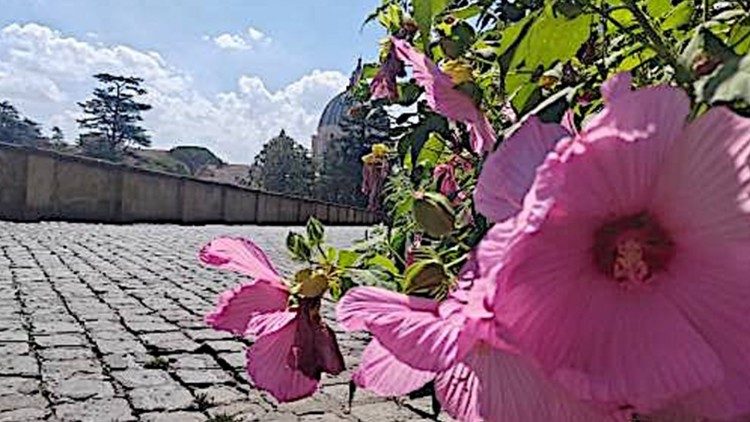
[403,260,448,295]
[413,192,455,238]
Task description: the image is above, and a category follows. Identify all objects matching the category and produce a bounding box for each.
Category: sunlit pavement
[0,222,441,421]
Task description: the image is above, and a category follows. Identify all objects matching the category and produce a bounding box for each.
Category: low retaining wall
[0,143,377,225]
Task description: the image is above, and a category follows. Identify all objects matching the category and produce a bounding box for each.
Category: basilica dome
[311,91,359,157]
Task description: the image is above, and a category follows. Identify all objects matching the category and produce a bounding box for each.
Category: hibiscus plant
[200,1,750,421]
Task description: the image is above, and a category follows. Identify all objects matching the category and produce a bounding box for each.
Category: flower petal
[600,72,632,103]
[245,319,318,402]
[199,237,283,284]
[353,339,434,396]
[475,116,568,223]
[336,286,438,331]
[391,37,496,153]
[653,106,750,244]
[336,287,462,371]
[464,345,612,421]
[205,280,289,335]
[494,214,724,408]
[434,361,481,422]
[245,310,297,337]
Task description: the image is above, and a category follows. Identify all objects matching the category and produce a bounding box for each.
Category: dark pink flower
[433,163,460,199]
[370,47,403,101]
[475,72,750,418]
[201,237,344,402]
[391,38,497,154]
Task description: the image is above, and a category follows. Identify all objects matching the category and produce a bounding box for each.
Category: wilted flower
[201,237,344,402]
[440,59,474,85]
[371,41,403,101]
[433,163,460,198]
[476,72,750,419]
[361,144,391,211]
[391,38,496,154]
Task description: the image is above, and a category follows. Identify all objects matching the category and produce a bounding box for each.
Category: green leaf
[378,3,403,33]
[409,114,449,167]
[697,54,750,104]
[660,2,693,31]
[305,217,325,247]
[416,132,448,168]
[444,4,481,20]
[286,232,311,261]
[337,250,360,268]
[413,0,450,52]
[680,26,739,79]
[367,254,399,275]
[510,5,590,71]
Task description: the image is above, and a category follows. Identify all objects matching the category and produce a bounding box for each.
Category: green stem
[621,0,690,81]
[703,0,709,22]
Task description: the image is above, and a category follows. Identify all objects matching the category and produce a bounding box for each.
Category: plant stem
[703,0,709,22]
[621,0,690,80]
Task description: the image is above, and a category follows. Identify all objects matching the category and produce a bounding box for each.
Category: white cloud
[210,26,270,51]
[213,33,249,50]
[246,26,267,42]
[0,22,348,163]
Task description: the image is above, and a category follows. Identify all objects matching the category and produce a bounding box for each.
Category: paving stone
[176,368,233,385]
[0,355,37,376]
[50,375,115,400]
[140,411,206,422]
[0,223,430,421]
[0,407,49,422]
[53,397,135,422]
[111,369,173,388]
[129,384,194,411]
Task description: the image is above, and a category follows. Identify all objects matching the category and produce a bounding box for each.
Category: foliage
[314,102,391,207]
[247,130,315,197]
[168,146,224,175]
[318,0,750,301]
[50,126,65,146]
[0,101,43,146]
[77,73,152,160]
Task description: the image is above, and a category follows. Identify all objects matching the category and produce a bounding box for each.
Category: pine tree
[247,130,315,197]
[77,73,152,160]
[0,101,43,146]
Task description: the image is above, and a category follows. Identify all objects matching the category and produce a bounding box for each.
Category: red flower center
[593,212,675,289]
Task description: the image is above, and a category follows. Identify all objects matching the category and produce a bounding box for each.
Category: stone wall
[0,143,377,225]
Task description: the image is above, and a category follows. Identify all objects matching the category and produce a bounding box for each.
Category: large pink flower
[337,261,608,421]
[201,237,344,402]
[476,73,750,418]
[390,38,496,154]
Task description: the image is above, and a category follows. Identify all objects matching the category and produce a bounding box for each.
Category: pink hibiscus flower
[337,260,609,421]
[390,38,497,154]
[201,237,345,402]
[475,73,750,418]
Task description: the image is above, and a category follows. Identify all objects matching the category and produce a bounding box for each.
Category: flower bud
[403,260,448,295]
[371,143,390,157]
[692,52,721,76]
[412,192,455,238]
[295,268,329,298]
[402,18,419,34]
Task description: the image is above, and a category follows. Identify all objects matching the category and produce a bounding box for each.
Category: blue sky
[0,0,383,162]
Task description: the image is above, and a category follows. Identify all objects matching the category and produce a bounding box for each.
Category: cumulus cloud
[0,22,348,162]
[213,33,250,50]
[211,26,270,51]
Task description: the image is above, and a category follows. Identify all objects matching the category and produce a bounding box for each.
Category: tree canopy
[247,130,315,197]
[0,101,43,146]
[77,73,152,160]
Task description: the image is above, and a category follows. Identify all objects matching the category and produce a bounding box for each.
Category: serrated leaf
[306,217,325,246]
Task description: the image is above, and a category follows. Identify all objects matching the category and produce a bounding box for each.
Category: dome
[318,91,357,128]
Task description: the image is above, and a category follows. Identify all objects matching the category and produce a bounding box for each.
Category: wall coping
[0,142,369,212]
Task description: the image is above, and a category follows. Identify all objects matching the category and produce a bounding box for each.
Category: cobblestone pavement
[0,222,444,422]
